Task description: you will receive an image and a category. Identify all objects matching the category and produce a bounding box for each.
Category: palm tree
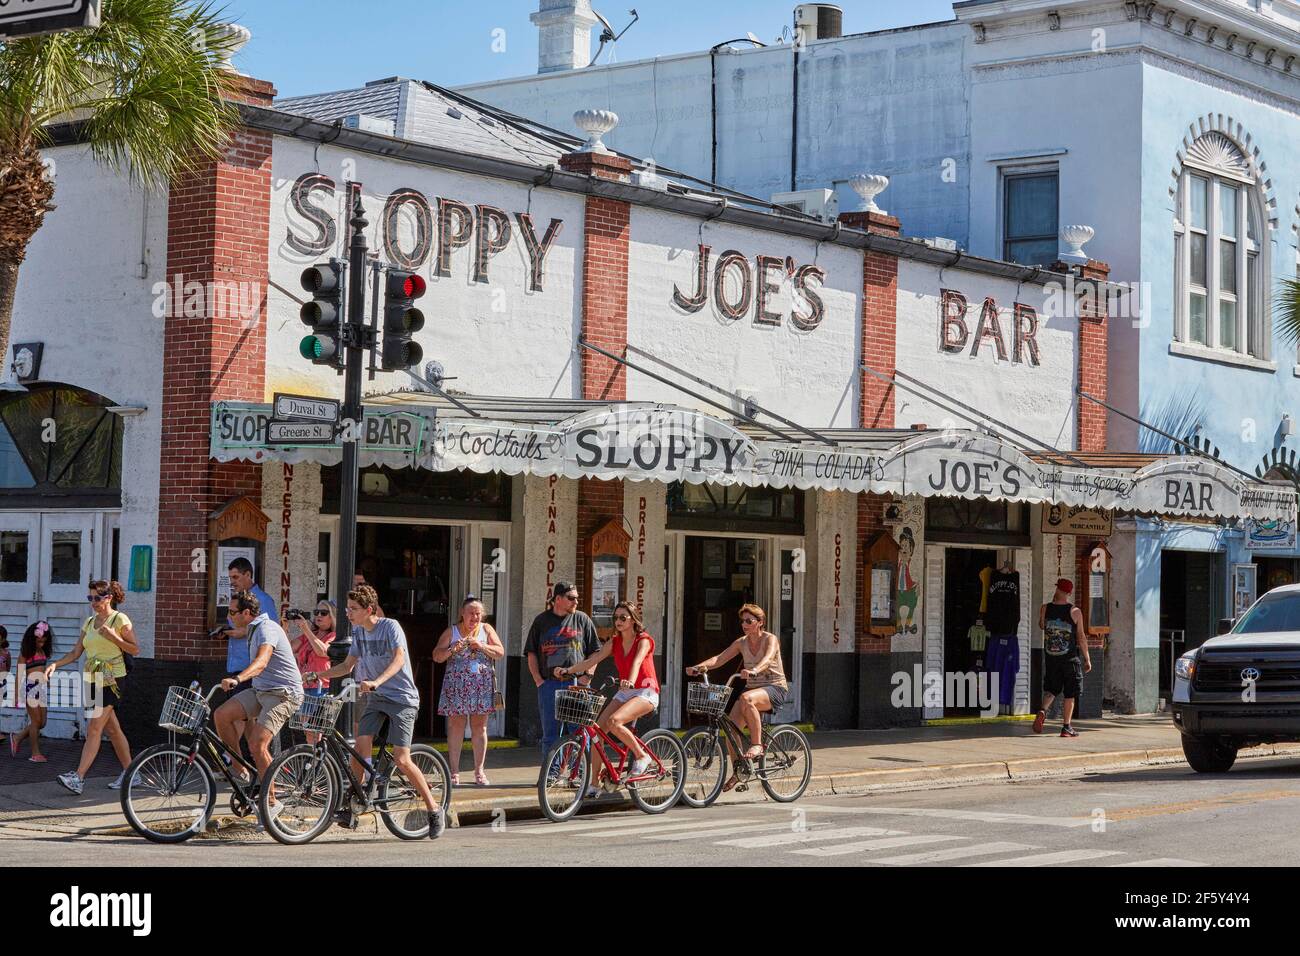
[0,0,240,369]
[1278,277,1300,347]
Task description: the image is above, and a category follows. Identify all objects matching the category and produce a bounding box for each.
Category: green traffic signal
[299,334,336,361]
[300,261,344,367]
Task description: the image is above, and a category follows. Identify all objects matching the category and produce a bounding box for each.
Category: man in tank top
[1032,579,1091,738]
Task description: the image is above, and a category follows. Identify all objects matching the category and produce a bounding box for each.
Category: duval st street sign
[272,392,339,424]
[0,0,101,38]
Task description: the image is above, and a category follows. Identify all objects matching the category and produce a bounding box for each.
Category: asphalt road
[6,756,1300,866]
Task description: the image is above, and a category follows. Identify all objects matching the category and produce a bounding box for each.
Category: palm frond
[1275,277,1300,348]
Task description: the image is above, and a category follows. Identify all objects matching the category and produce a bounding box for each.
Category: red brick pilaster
[841,211,901,428]
[561,149,634,595]
[1057,258,1110,453]
[155,76,276,662]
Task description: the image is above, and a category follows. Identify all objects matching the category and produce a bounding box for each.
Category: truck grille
[1194,653,1300,693]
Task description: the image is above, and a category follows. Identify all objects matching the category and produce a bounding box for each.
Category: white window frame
[1173,141,1270,366]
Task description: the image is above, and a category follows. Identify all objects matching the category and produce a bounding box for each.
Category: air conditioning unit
[342,113,396,136]
[770,188,839,222]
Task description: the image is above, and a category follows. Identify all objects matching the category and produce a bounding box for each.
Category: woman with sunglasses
[47,580,139,795]
[685,603,787,792]
[558,601,660,798]
[292,600,338,744]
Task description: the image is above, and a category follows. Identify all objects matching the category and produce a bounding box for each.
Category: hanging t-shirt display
[986,570,1020,635]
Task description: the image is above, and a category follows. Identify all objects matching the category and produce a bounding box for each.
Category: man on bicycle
[306,585,442,839]
[213,591,303,783]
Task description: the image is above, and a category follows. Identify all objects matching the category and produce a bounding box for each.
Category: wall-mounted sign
[0,0,99,38]
[938,289,1041,365]
[671,244,827,331]
[1245,518,1297,551]
[211,402,434,467]
[267,420,335,444]
[11,343,43,382]
[1041,503,1113,536]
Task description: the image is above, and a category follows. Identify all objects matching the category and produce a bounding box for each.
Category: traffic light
[381,269,426,371]
[299,262,343,367]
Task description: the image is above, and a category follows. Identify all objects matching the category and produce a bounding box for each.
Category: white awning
[210,399,1297,524]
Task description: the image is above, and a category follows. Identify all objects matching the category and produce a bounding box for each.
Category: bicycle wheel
[538,735,589,823]
[258,744,340,846]
[379,744,452,840]
[759,725,812,802]
[680,726,727,808]
[628,729,686,814]
[120,744,216,844]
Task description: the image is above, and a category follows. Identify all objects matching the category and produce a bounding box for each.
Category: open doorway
[355,522,454,738]
[679,536,762,725]
[942,546,999,718]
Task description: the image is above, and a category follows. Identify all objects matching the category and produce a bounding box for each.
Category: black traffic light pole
[331,193,369,673]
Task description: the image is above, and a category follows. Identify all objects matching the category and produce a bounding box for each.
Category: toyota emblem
[1241,667,1261,683]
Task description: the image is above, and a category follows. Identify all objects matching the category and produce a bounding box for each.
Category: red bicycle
[538,678,686,823]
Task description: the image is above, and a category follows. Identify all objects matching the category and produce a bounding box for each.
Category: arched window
[1173,132,1269,361]
[0,384,123,502]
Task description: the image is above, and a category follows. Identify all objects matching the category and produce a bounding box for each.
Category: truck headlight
[1175,654,1196,681]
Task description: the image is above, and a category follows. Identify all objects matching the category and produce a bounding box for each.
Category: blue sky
[233,1,958,98]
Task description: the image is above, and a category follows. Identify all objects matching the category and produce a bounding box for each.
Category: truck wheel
[1181,734,1238,773]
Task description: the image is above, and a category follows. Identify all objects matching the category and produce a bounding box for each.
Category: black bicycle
[679,670,812,807]
[255,681,453,845]
[119,682,264,843]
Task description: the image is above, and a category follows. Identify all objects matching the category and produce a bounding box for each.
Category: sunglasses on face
[87,594,108,603]
[614,613,630,622]
[741,617,759,625]
[314,609,331,616]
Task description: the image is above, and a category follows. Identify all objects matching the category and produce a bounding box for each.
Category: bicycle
[679,669,812,807]
[255,680,453,845]
[537,678,686,823]
[119,682,265,843]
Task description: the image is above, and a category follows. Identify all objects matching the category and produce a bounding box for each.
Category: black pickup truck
[1173,584,1300,772]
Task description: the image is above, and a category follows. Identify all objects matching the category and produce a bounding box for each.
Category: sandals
[743,745,764,761]
[722,774,740,793]
[450,772,460,786]
[28,754,47,763]
[474,771,490,787]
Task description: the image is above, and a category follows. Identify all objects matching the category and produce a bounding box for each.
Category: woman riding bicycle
[685,602,787,792]
[557,600,659,796]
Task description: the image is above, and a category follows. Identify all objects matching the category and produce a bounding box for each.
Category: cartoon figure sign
[896,527,919,635]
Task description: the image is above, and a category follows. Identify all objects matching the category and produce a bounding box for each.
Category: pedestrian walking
[1033,578,1091,737]
[526,581,599,759]
[292,599,337,744]
[11,621,50,761]
[47,581,138,793]
[433,596,504,786]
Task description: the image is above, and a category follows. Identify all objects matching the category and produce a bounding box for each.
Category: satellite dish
[588,7,639,65]
[593,8,616,41]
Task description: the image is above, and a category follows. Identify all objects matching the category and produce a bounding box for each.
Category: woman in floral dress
[433,597,503,785]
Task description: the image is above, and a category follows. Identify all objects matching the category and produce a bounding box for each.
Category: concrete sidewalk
[2,714,1297,840]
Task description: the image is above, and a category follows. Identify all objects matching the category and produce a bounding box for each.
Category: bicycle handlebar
[690,667,743,689]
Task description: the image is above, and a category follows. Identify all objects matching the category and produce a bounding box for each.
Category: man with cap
[1033,578,1091,737]
[526,581,600,760]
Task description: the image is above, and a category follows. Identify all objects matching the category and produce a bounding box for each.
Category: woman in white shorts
[558,601,659,795]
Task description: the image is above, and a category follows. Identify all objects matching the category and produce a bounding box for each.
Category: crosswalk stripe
[872,841,1037,865]
[1110,858,1210,867]
[717,826,906,849]
[515,815,747,836]
[963,849,1125,867]
[793,834,965,857]
[580,818,767,839]
[645,822,808,841]
[800,806,1093,828]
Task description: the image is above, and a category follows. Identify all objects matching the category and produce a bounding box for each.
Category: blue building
[461,0,1300,713]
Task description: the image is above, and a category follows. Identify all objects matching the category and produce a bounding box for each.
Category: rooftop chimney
[531,0,599,74]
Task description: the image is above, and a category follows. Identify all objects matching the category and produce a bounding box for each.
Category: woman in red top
[559,601,659,790]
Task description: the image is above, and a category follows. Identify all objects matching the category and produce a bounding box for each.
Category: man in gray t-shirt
[304,585,442,839]
[214,592,304,781]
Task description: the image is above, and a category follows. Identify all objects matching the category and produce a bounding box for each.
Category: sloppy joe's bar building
[3,73,1291,743]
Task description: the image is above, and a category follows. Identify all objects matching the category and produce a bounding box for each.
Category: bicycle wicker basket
[288,693,343,733]
[158,685,208,734]
[554,687,606,726]
[687,681,733,717]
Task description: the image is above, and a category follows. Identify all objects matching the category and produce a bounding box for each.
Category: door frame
[665,530,805,727]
